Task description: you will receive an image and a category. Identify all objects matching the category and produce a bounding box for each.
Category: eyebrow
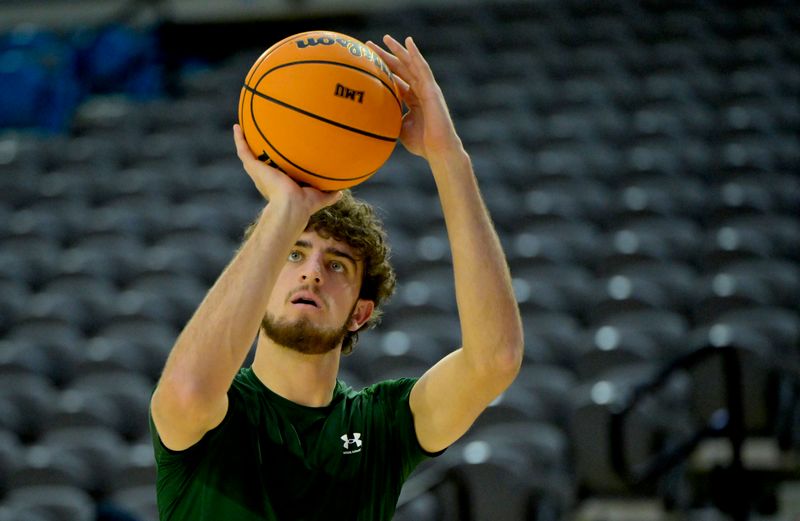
[294,240,358,268]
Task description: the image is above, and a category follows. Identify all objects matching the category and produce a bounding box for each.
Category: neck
[251,332,341,407]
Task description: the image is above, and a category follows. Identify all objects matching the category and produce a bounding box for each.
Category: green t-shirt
[150,368,439,520]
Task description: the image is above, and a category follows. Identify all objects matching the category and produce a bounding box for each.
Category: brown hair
[245,191,396,354]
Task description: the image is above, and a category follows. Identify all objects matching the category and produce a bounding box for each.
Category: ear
[348,299,375,332]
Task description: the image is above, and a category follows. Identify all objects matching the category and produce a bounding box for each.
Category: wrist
[428,146,471,177]
[259,200,311,235]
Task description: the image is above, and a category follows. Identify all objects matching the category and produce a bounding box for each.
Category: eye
[288,250,303,262]
[330,260,345,273]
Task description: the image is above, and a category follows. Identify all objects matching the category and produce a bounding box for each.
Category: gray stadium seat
[0,372,58,442]
[3,485,95,521]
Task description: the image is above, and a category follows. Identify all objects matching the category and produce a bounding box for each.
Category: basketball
[238,31,403,191]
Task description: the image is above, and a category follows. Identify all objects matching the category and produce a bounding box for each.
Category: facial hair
[261,312,351,355]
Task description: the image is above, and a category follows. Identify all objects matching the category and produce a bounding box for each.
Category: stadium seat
[522,175,613,225]
[60,238,148,287]
[587,308,691,358]
[0,339,57,382]
[0,372,58,442]
[436,440,570,521]
[50,386,125,434]
[514,364,577,429]
[3,485,95,521]
[713,306,799,353]
[522,310,585,370]
[7,445,92,492]
[68,371,154,441]
[574,326,662,381]
[603,259,699,314]
[40,426,128,496]
[108,484,159,521]
[512,220,607,269]
[568,363,692,497]
[2,236,61,291]
[720,258,799,308]
[470,383,551,430]
[0,428,22,495]
[514,263,598,314]
[41,274,118,335]
[96,318,178,379]
[602,216,704,267]
[684,323,783,435]
[690,272,774,324]
[391,267,457,317]
[75,335,152,379]
[392,491,442,521]
[588,274,673,325]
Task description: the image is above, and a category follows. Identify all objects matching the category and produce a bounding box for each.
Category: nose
[300,255,324,285]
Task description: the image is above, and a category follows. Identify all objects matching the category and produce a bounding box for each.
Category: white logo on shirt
[341,433,362,454]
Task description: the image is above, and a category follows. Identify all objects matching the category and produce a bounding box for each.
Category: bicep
[409,348,513,454]
[150,384,229,452]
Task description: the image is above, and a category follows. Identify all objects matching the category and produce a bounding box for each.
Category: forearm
[158,202,307,405]
[431,148,524,372]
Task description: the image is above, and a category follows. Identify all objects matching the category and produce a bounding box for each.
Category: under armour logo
[340,433,362,454]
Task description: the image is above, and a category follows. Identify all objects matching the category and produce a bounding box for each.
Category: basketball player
[149,34,523,520]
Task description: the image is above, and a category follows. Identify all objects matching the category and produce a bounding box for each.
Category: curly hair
[244,191,396,354]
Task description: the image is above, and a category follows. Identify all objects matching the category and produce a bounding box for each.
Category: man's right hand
[233,124,341,217]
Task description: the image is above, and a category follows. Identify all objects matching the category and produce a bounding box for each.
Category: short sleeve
[373,378,446,478]
[149,384,242,473]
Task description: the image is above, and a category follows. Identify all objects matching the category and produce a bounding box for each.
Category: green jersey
[150,367,439,520]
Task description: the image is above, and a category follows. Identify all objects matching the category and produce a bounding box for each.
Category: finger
[366,40,400,68]
[382,34,410,61]
[233,124,256,164]
[394,74,410,97]
[366,40,413,84]
[405,37,436,84]
[393,75,420,109]
[321,190,343,205]
[382,34,420,80]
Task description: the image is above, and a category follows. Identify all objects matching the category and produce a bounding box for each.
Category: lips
[290,290,322,309]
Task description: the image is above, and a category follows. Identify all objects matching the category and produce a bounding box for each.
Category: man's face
[261,230,373,354]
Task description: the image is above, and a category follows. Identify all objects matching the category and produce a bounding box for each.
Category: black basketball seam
[244,36,296,86]
[243,84,398,143]
[247,88,382,183]
[252,59,403,113]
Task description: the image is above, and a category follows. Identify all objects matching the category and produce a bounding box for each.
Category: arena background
[0,0,798,520]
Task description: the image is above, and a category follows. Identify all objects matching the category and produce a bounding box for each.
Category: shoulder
[354,377,418,401]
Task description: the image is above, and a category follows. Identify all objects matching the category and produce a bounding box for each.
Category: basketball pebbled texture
[239,31,403,191]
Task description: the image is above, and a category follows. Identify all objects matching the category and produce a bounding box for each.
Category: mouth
[290,291,322,309]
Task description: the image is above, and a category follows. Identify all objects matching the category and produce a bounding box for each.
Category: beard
[260,312,351,355]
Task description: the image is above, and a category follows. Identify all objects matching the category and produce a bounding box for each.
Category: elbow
[482,335,524,385]
[496,323,525,379]
[153,376,214,423]
[496,340,524,380]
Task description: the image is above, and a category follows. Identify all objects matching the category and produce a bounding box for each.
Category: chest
[254,397,381,481]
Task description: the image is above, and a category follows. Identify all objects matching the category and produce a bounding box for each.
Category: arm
[369,36,524,453]
[150,125,341,451]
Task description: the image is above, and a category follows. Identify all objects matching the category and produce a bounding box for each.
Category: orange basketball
[238,31,402,191]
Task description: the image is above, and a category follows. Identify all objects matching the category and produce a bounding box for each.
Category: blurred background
[0,0,798,520]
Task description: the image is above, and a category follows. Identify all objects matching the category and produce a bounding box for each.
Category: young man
[149,35,524,520]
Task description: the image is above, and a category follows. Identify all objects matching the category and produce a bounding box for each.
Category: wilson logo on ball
[295,36,391,77]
